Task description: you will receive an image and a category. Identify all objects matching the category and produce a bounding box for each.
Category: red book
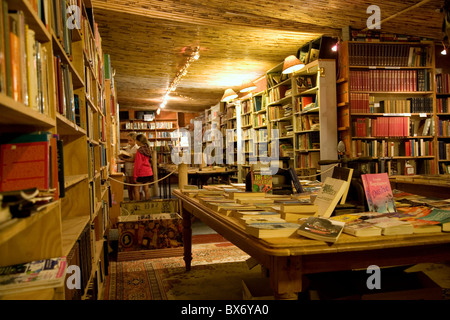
[0,141,50,192]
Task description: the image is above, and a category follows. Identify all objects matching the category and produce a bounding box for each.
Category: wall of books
[0,0,116,300]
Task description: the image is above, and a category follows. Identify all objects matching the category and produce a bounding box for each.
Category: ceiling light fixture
[240,79,257,93]
[282,55,305,74]
[161,46,200,107]
[221,88,238,102]
[441,41,447,55]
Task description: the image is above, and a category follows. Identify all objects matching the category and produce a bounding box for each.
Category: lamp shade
[282,55,304,74]
[221,88,238,102]
[240,80,257,93]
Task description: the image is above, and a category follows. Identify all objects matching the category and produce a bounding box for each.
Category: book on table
[361,173,396,214]
[366,217,414,235]
[331,167,354,204]
[245,222,300,239]
[232,211,281,219]
[297,216,346,242]
[313,177,349,218]
[417,208,450,232]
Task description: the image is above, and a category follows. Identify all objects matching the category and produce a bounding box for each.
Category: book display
[337,40,437,176]
[0,0,117,300]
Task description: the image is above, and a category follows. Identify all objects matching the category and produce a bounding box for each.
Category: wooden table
[173,189,450,300]
[158,166,238,198]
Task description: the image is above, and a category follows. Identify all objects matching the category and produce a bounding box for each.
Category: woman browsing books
[133,134,154,200]
[121,132,139,200]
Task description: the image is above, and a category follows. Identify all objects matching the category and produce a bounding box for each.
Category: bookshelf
[266,62,294,170]
[337,40,437,176]
[119,109,179,165]
[293,59,337,180]
[436,44,450,174]
[0,0,115,300]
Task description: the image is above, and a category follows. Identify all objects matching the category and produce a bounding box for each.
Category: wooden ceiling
[91,0,446,113]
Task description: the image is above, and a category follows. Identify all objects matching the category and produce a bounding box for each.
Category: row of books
[241,99,252,114]
[440,163,450,174]
[279,143,294,158]
[148,131,173,138]
[242,128,268,142]
[241,113,251,127]
[123,121,176,130]
[268,85,289,103]
[295,114,319,132]
[0,8,52,115]
[436,73,450,94]
[253,113,267,127]
[437,97,450,113]
[350,93,433,114]
[438,119,450,137]
[349,69,432,92]
[351,117,433,138]
[438,141,450,160]
[296,152,320,170]
[351,138,434,158]
[296,131,320,150]
[348,43,432,67]
[350,30,423,43]
[275,121,293,138]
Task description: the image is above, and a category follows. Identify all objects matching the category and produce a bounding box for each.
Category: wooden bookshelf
[292,59,337,180]
[337,40,437,176]
[0,0,115,300]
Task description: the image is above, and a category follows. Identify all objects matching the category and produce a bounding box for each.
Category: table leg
[181,203,192,271]
[269,256,303,300]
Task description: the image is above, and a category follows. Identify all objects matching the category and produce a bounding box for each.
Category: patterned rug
[104,238,262,300]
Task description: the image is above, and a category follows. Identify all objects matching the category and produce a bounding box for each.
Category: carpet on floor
[104,237,262,300]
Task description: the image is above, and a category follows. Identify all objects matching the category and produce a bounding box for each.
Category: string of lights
[157,46,200,114]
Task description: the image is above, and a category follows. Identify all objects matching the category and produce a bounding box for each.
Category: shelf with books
[0,0,114,300]
[292,59,337,180]
[337,40,437,176]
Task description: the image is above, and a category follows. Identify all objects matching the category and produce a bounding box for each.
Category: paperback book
[297,216,345,242]
[361,173,396,213]
[245,222,300,239]
[0,257,67,295]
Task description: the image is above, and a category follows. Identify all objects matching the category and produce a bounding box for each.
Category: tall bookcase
[0,0,115,300]
[293,59,337,180]
[435,44,450,174]
[337,40,437,176]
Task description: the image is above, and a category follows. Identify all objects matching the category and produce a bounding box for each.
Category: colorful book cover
[252,173,273,193]
[361,173,396,213]
[418,208,450,224]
